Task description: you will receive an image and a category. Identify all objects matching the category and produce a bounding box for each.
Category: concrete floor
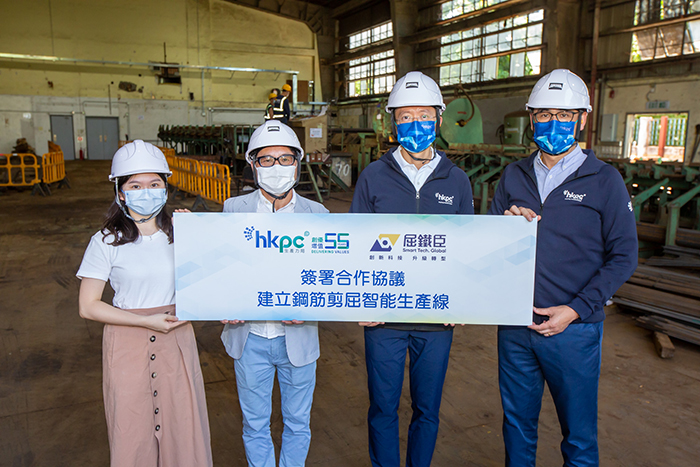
[1,160,699,467]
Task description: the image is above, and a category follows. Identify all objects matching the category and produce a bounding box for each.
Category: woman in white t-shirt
[76,140,212,467]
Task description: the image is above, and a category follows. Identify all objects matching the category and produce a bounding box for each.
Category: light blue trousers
[234,334,317,467]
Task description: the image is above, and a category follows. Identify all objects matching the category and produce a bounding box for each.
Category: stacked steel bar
[614,263,700,346]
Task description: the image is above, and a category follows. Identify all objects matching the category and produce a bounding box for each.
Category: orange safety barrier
[165,155,230,208]
[159,147,176,157]
[0,153,41,188]
[41,151,66,184]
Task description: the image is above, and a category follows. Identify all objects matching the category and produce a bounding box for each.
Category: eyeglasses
[532,110,581,123]
[255,154,297,167]
[394,109,437,123]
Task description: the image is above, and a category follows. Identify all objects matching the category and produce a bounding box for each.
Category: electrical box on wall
[599,114,618,142]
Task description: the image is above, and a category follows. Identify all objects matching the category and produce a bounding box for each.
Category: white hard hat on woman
[109,140,172,224]
[110,139,171,180]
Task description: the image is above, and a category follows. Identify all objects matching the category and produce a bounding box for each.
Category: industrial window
[348,21,393,50]
[438,9,543,85]
[633,0,699,26]
[347,50,396,97]
[630,18,700,61]
[441,0,512,21]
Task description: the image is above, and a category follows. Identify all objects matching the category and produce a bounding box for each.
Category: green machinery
[158,124,259,175]
[436,93,483,147]
[413,94,700,249]
[370,94,532,213]
[365,94,700,249]
[435,94,532,213]
[501,110,534,146]
[371,92,485,149]
[603,159,700,250]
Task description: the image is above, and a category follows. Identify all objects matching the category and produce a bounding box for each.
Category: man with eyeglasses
[220,120,328,467]
[350,71,474,467]
[488,69,638,466]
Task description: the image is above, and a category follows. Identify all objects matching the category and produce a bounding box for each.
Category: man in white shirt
[221,121,328,467]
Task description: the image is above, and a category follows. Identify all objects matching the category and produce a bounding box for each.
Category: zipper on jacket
[383,147,450,215]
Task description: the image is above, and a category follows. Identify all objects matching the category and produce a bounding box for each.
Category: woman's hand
[173,209,191,214]
[144,313,188,333]
[359,322,385,327]
[282,320,305,325]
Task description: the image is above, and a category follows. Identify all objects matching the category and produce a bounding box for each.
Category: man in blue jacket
[350,71,474,467]
[488,69,638,467]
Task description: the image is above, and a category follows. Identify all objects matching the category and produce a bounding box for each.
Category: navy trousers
[498,322,604,467]
[364,327,453,467]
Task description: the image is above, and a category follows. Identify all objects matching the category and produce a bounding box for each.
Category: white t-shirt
[76,230,176,310]
[393,147,441,192]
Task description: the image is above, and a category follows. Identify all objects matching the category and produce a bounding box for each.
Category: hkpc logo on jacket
[244,226,350,254]
[563,189,587,202]
[435,191,454,205]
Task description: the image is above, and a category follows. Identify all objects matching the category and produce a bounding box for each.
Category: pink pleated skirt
[102,305,212,467]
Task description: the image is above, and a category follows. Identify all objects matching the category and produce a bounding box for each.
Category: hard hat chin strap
[402,147,435,163]
[573,112,584,141]
[261,188,293,213]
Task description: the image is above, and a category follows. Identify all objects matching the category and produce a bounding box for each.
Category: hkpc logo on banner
[243,225,350,254]
[173,213,537,325]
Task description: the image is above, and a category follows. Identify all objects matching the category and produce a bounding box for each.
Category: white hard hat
[245,120,304,162]
[386,71,446,113]
[526,69,592,112]
[109,140,171,181]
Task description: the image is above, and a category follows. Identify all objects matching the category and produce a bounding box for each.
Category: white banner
[174,213,536,325]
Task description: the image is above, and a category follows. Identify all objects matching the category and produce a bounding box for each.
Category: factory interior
[2,0,700,466]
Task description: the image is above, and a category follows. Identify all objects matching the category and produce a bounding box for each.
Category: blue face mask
[122,188,168,216]
[396,120,437,154]
[533,120,578,155]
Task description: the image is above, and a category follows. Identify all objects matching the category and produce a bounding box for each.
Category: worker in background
[220,120,328,467]
[264,92,277,121]
[349,71,474,467]
[272,83,292,123]
[488,69,638,467]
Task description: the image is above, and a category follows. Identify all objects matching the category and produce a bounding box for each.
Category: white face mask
[256,164,297,196]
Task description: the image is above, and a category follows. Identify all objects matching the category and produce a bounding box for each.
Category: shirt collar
[536,144,584,171]
[394,147,440,172]
[258,189,296,212]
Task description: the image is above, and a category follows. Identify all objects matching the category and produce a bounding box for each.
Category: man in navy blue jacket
[489,69,638,467]
[350,71,474,467]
